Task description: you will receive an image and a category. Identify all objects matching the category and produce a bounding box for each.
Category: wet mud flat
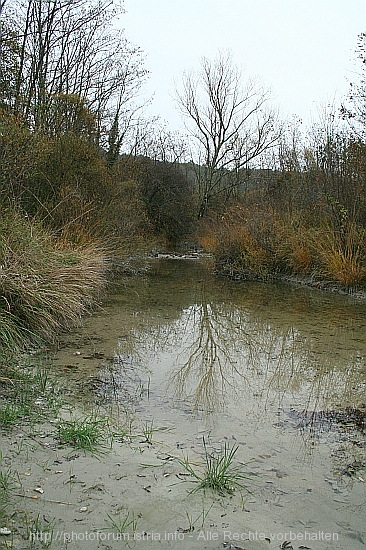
[1,259,365,549]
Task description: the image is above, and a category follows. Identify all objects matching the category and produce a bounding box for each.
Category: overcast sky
[120,0,365,132]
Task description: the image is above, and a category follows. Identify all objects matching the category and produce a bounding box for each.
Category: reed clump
[0,210,108,353]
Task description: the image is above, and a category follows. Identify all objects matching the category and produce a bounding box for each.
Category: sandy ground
[1,398,365,550]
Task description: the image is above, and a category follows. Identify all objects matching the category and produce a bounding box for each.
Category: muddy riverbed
[1,258,365,549]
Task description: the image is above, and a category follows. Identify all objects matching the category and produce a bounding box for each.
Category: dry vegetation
[198,203,366,289]
[0,211,108,352]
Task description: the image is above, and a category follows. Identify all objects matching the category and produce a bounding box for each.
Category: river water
[51,258,365,548]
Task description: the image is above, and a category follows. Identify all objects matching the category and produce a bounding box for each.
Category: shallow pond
[56,258,366,420]
[46,259,366,548]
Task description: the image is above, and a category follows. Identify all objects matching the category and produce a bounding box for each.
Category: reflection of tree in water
[168,301,309,413]
[104,262,365,479]
[109,266,365,422]
[165,296,365,477]
[170,302,252,412]
[102,265,365,478]
[166,295,365,416]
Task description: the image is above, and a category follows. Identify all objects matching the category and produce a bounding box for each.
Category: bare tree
[129,117,188,163]
[176,51,282,217]
[341,32,366,140]
[1,0,148,149]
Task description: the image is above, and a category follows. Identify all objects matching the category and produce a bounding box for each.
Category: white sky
[120,0,365,132]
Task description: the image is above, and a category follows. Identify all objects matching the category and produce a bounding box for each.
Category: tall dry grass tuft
[314,224,366,287]
[0,210,107,353]
[274,219,315,274]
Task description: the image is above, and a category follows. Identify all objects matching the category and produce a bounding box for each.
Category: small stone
[0,528,12,535]
[79,507,87,512]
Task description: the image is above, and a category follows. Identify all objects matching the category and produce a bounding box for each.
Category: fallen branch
[14,493,76,506]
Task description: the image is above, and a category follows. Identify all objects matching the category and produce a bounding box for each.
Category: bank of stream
[1,258,365,549]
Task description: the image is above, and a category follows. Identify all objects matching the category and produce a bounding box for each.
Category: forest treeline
[0,0,365,353]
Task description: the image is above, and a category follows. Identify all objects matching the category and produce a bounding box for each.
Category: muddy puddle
[1,258,365,549]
